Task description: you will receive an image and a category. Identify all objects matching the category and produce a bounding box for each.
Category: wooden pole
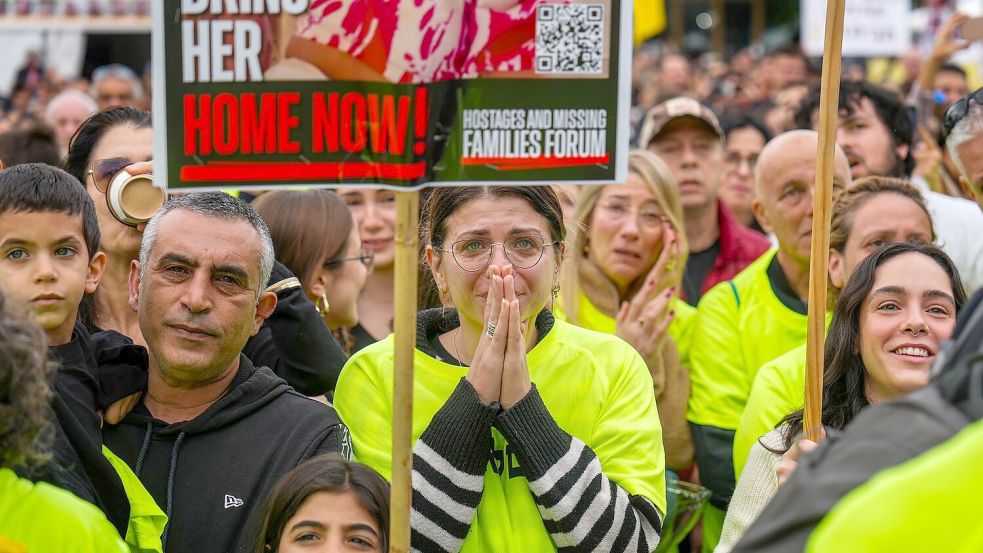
[390,190,419,553]
[804,0,846,443]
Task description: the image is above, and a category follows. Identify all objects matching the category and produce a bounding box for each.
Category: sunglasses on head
[942,87,983,141]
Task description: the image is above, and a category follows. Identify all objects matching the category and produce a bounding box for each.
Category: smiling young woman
[716,242,967,553]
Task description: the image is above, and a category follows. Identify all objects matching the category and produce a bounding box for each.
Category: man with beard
[795,79,983,292]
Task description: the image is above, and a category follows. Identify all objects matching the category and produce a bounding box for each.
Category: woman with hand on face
[336,188,397,353]
[718,242,966,553]
[255,454,389,553]
[64,107,152,343]
[557,149,693,469]
[336,186,667,552]
[252,190,372,396]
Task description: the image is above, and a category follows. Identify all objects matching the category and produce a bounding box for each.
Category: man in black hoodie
[103,192,350,553]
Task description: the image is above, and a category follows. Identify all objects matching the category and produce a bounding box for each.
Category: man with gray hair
[944,88,983,211]
[44,89,97,158]
[103,192,349,553]
[91,64,143,110]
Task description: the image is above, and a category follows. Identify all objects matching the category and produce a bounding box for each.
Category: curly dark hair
[780,242,967,449]
[793,80,914,177]
[0,291,56,469]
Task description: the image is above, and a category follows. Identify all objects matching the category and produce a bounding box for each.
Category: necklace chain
[452,327,468,366]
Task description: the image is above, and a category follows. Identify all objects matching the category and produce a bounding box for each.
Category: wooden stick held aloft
[804,0,846,443]
[390,190,420,552]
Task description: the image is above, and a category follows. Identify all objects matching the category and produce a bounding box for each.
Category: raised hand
[615,221,680,362]
[777,428,826,487]
[931,13,972,63]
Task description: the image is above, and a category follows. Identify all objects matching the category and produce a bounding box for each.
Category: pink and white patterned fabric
[295,0,565,83]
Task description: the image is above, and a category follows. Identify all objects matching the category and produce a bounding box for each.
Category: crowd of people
[2,10,983,553]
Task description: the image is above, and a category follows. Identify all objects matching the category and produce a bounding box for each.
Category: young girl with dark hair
[255,454,390,553]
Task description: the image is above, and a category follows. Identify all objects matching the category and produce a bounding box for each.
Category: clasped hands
[466,265,532,410]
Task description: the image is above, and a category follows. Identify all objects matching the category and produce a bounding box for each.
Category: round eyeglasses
[435,235,561,272]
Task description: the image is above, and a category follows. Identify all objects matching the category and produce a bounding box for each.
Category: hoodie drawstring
[160,431,185,551]
[134,422,153,477]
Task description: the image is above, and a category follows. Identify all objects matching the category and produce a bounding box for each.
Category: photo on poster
[153,0,630,190]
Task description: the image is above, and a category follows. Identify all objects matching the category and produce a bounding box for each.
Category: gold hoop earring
[551,280,560,298]
[317,292,330,315]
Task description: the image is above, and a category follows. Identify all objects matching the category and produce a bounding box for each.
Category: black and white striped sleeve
[410,378,497,552]
[495,385,663,552]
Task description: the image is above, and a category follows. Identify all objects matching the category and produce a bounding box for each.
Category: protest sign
[152,0,632,190]
[801,0,910,58]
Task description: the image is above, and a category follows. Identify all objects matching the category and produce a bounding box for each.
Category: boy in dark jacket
[0,163,159,545]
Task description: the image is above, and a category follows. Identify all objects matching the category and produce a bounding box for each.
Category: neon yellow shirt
[807,417,983,552]
[687,250,808,430]
[0,467,129,552]
[553,289,695,365]
[733,311,834,477]
[733,344,806,477]
[103,446,166,553]
[336,318,667,552]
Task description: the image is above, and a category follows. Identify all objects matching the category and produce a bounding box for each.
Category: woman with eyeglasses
[720,115,771,232]
[64,106,152,343]
[336,188,398,353]
[556,149,694,470]
[335,185,667,551]
[253,190,373,393]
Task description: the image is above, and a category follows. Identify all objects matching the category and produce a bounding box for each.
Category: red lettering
[278,92,301,154]
[240,93,277,155]
[212,93,239,156]
[184,94,212,156]
[312,92,340,154]
[341,92,367,153]
[384,95,410,155]
[367,94,410,155]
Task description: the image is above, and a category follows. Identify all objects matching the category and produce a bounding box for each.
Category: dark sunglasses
[941,87,983,142]
[87,157,137,193]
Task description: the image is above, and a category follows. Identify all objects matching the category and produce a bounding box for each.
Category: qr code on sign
[535,4,604,74]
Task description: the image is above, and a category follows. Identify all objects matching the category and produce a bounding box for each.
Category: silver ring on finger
[486,322,497,337]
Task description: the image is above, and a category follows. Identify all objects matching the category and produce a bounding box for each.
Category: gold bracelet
[264,277,301,295]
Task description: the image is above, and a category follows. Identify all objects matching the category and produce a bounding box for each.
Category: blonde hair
[559,149,688,324]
